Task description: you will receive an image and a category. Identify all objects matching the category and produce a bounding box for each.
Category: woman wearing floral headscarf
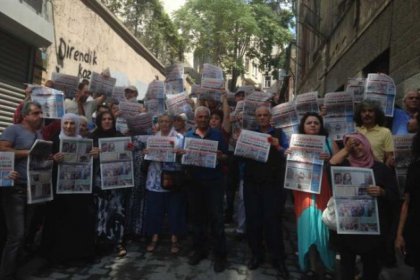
[329,133,398,280]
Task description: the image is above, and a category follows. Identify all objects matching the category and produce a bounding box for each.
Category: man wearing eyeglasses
[392,89,420,135]
[0,101,43,280]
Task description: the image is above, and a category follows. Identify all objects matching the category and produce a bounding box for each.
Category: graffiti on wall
[57,38,98,79]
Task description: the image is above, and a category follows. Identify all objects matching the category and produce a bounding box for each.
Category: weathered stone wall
[44,0,165,98]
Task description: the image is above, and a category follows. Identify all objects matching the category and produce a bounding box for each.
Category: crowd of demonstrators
[1,76,420,280]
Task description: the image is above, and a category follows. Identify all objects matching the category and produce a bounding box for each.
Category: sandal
[117,244,127,257]
[146,240,158,252]
[170,241,180,254]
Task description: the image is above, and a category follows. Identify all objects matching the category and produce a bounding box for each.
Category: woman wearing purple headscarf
[329,133,399,280]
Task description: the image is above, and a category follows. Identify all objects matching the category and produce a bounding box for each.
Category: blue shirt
[392,108,410,135]
[184,127,227,181]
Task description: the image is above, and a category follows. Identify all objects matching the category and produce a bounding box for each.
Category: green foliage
[174,0,293,90]
[100,0,185,65]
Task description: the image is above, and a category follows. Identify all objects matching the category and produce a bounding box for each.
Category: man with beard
[0,101,43,279]
[354,99,394,167]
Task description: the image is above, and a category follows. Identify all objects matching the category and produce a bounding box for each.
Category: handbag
[161,170,184,191]
[322,197,337,231]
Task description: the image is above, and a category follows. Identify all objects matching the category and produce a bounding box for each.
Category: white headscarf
[59,113,82,139]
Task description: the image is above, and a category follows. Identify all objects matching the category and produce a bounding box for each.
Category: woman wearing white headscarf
[41,113,96,265]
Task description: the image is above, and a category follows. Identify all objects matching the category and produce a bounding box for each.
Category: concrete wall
[44,0,165,99]
[296,0,420,104]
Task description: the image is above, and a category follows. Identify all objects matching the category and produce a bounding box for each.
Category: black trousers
[187,178,226,258]
[243,180,285,261]
[340,252,381,280]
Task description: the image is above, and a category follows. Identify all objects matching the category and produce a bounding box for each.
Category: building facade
[0,0,165,132]
[296,0,420,102]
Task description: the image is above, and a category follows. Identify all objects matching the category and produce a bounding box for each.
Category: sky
[161,0,185,17]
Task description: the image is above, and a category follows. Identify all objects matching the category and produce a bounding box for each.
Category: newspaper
[0,152,14,187]
[192,85,223,102]
[145,80,165,100]
[181,138,218,168]
[229,101,245,151]
[346,77,366,103]
[144,136,177,162]
[242,91,272,130]
[271,101,299,141]
[284,134,325,194]
[236,85,255,97]
[89,72,116,99]
[119,101,143,119]
[365,73,396,117]
[51,72,79,99]
[144,99,165,116]
[331,166,380,235]
[393,134,414,197]
[112,86,126,102]
[201,64,224,89]
[323,91,355,141]
[294,91,319,118]
[57,139,93,194]
[99,137,134,190]
[166,93,194,120]
[27,140,53,204]
[234,129,271,162]
[31,86,65,118]
[126,113,153,135]
[165,64,184,94]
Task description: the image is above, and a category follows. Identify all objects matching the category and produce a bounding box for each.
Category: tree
[173,0,293,91]
[100,0,185,65]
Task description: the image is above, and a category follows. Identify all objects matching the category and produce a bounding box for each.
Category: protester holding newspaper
[41,113,96,264]
[240,105,289,277]
[90,111,127,257]
[329,132,398,280]
[395,112,420,279]
[288,112,338,280]
[183,106,228,273]
[143,113,186,255]
[0,101,43,279]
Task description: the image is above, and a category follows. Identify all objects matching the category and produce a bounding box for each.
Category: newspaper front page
[89,72,116,99]
[284,134,325,194]
[166,93,194,120]
[99,137,134,190]
[126,113,153,135]
[31,86,65,119]
[144,136,177,162]
[181,138,218,168]
[331,166,380,235]
[271,101,299,141]
[365,73,396,117]
[27,140,54,204]
[0,152,14,187]
[201,64,224,89]
[346,77,366,103]
[294,92,319,118]
[57,139,93,194]
[165,64,184,94]
[51,72,79,99]
[234,129,271,163]
[112,86,126,102]
[323,91,355,141]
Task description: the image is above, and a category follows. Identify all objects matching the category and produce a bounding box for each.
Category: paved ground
[16,203,414,280]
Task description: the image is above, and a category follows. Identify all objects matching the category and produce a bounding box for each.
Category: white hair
[194,106,211,117]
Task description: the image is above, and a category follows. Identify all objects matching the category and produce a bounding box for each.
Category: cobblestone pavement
[18,203,414,280]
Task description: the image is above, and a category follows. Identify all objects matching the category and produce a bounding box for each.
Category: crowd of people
[0,79,419,280]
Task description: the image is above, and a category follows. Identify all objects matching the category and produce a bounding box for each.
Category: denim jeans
[0,186,26,280]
